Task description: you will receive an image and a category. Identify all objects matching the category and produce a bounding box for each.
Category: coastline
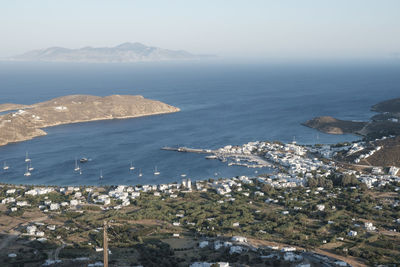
[0,95,180,147]
[0,109,180,147]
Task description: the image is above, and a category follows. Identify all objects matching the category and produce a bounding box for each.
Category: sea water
[0,60,399,186]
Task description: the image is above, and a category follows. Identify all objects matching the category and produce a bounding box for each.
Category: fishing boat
[153,166,160,175]
[25,151,31,162]
[24,164,31,176]
[3,162,9,170]
[74,158,80,171]
[129,161,135,171]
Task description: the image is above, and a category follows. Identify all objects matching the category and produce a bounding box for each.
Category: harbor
[162,146,273,169]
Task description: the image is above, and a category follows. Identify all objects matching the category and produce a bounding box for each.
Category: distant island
[303,97,400,139]
[0,94,180,146]
[7,42,213,63]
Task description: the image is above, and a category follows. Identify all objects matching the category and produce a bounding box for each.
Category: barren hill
[371,98,400,113]
[302,116,366,135]
[0,95,180,146]
[303,97,400,138]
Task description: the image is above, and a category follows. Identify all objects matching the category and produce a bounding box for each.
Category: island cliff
[0,94,180,146]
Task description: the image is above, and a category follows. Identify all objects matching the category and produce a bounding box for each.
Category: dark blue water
[0,60,399,186]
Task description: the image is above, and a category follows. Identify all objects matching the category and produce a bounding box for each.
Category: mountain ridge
[8,42,213,63]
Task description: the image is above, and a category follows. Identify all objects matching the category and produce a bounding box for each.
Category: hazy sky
[1,0,400,59]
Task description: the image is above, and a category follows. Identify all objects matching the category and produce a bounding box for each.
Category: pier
[161,146,215,154]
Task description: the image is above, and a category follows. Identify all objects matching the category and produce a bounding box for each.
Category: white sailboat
[28,161,34,171]
[3,162,9,170]
[129,161,135,171]
[99,169,103,179]
[138,168,143,177]
[24,164,31,177]
[153,166,160,175]
[74,158,80,172]
[25,151,31,162]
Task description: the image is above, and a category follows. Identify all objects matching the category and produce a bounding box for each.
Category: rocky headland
[303,97,400,138]
[0,94,180,146]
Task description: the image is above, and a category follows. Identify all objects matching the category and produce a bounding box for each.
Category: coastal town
[1,136,400,266]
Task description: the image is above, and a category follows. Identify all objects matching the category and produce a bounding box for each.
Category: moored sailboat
[153,166,160,175]
[129,161,135,171]
[24,164,31,176]
[25,151,31,162]
[3,162,9,170]
[74,158,80,172]
[28,161,34,171]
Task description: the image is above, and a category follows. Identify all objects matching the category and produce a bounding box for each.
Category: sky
[1,0,400,59]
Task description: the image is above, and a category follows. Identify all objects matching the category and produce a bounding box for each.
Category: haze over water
[0,60,399,186]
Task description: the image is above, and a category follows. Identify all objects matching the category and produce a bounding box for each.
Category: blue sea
[0,60,399,186]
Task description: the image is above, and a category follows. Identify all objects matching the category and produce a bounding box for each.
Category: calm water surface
[0,60,399,186]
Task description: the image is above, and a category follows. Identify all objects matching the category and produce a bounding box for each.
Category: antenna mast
[103,221,108,267]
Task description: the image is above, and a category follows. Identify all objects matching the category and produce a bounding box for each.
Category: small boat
[79,170,82,175]
[28,161,34,171]
[129,161,135,171]
[180,174,187,178]
[99,169,103,179]
[80,158,88,163]
[153,166,160,175]
[74,158,80,171]
[25,151,31,162]
[3,162,9,170]
[205,155,218,160]
[24,164,31,177]
[138,169,143,177]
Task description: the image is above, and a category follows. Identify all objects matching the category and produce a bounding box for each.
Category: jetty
[161,147,215,154]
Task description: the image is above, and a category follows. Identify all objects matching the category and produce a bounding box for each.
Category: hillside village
[0,137,400,266]
[1,136,400,266]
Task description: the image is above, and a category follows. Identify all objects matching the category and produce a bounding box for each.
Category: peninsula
[0,94,180,146]
[303,97,400,138]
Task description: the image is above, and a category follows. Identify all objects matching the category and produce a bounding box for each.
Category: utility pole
[103,221,108,267]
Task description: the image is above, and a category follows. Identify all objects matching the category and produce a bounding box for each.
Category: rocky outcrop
[0,94,180,146]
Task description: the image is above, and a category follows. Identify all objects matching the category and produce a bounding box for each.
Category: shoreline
[0,109,180,147]
[0,94,180,147]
